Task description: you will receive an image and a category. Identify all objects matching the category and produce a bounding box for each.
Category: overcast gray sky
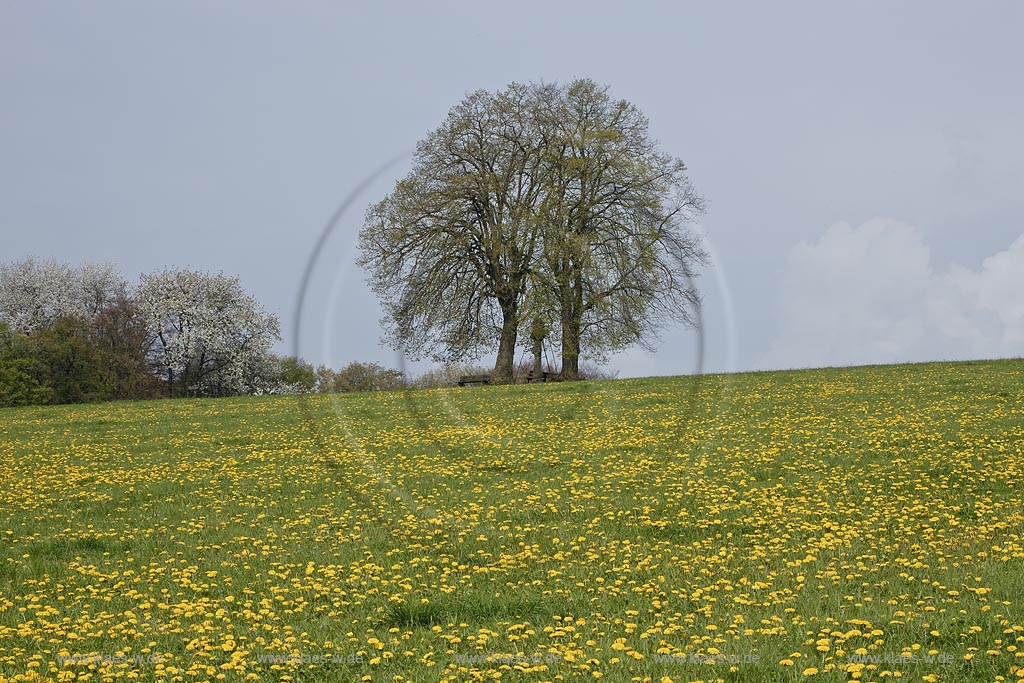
[3,1,1022,377]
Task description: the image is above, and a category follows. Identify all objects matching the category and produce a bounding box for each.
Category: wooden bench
[527,371,557,383]
[456,374,491,387]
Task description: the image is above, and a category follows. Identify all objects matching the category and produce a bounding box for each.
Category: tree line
[358,79,706,384]
[0,258,406,407]
[0,257,620,408]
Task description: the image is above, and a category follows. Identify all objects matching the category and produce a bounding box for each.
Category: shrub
[318,362,406,393]
[0,353,52,407]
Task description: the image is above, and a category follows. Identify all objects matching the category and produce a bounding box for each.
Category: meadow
[0,359,1022,683]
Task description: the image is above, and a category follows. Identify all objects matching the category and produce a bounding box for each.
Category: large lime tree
[360,80,705,383]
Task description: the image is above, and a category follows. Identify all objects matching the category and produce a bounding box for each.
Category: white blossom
[0,258,127,333]
[135,269,280,396]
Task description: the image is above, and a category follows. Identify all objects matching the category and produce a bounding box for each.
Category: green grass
[0,359,1022,682]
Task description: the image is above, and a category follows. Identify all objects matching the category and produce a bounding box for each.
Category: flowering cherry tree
[135,269,280,397]
[0,258,128,333]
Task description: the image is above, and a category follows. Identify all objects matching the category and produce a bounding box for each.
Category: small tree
[277,355,317,393]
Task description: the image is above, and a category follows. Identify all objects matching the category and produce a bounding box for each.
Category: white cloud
[759,218,1024,370]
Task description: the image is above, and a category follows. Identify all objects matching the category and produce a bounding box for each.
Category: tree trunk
[560,317,580,380]
[559,273,584,381]
[492,298,518,384]
[530,317,545,377]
